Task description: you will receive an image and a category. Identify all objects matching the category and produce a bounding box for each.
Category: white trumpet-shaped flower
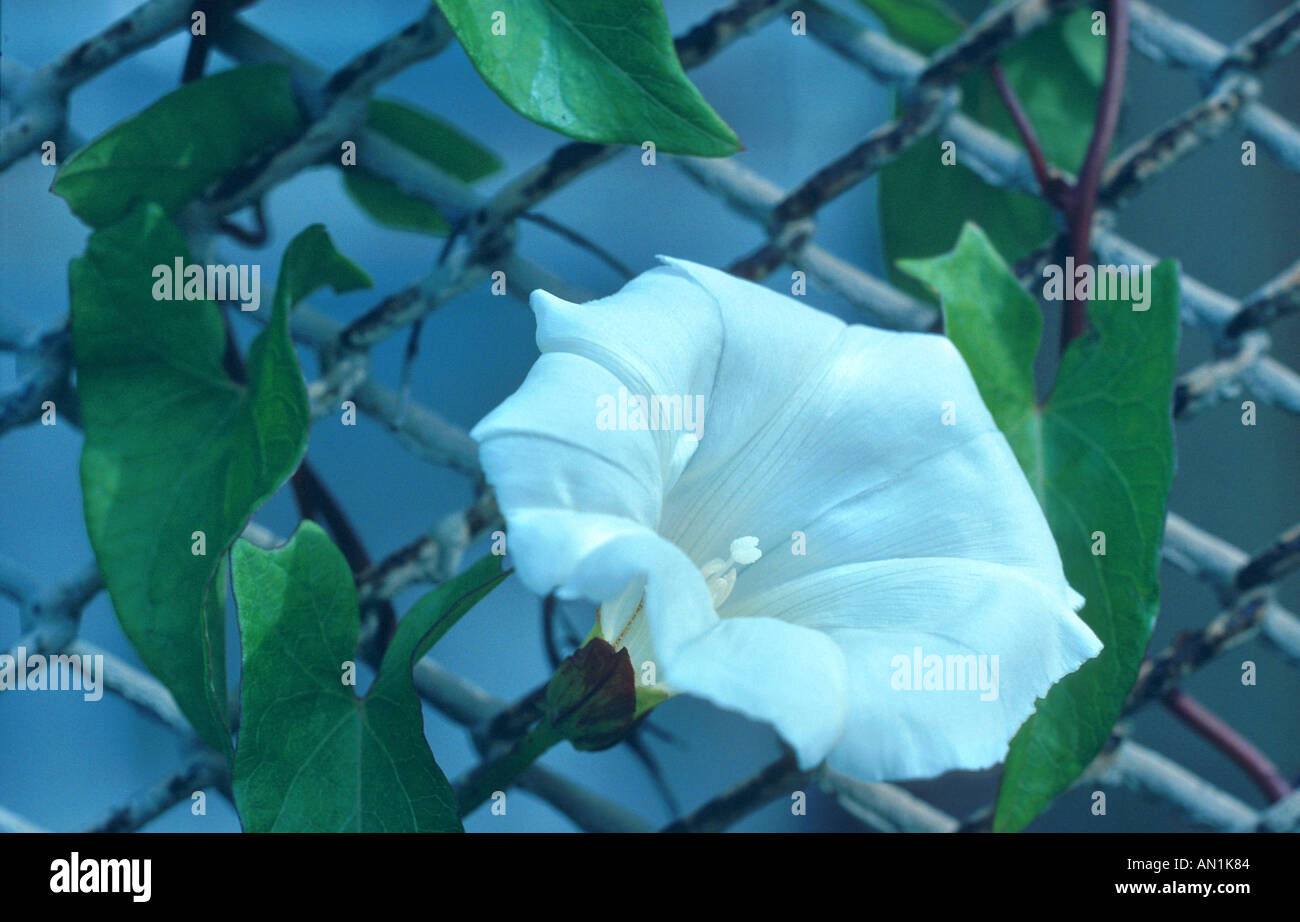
[471,258,1101,781]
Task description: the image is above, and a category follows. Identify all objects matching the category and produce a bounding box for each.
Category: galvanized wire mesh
[1,0,1297,833]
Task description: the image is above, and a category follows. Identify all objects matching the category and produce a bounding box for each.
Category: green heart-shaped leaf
[433,0,740,155]
[232,522,507,832]
[901,224,1178,831]
[52,64,303,228]
[72,207,370,753]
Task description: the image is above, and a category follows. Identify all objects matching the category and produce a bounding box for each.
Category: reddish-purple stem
[987,6,1286,800]
[1162,688,1292,803]
[989,62,1056,203]
[1062,0,1129,351]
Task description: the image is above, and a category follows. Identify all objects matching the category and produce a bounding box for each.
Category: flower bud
[545,638,635,751]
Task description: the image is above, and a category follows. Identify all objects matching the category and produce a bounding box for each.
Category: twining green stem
[456,718,566,817]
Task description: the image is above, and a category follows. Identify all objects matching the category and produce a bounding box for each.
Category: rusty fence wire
[1,0,1298,833]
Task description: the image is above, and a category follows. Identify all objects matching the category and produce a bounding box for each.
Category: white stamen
[700,536,762,608]
[730,536,762,566]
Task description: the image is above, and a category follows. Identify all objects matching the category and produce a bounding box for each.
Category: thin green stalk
[456,719,566,817]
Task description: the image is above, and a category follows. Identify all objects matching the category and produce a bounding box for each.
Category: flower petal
[501,508,718,666]
[653,257,848,561]
[473,259,1093,783]
[655,258,1076,608]
[662,615,850,769]
[473,351,665,528]
[531,264,723,487]
[724,425,1083,613]
[724,557,1102,780]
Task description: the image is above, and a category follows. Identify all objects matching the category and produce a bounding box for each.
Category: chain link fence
[1,0,1298,833]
